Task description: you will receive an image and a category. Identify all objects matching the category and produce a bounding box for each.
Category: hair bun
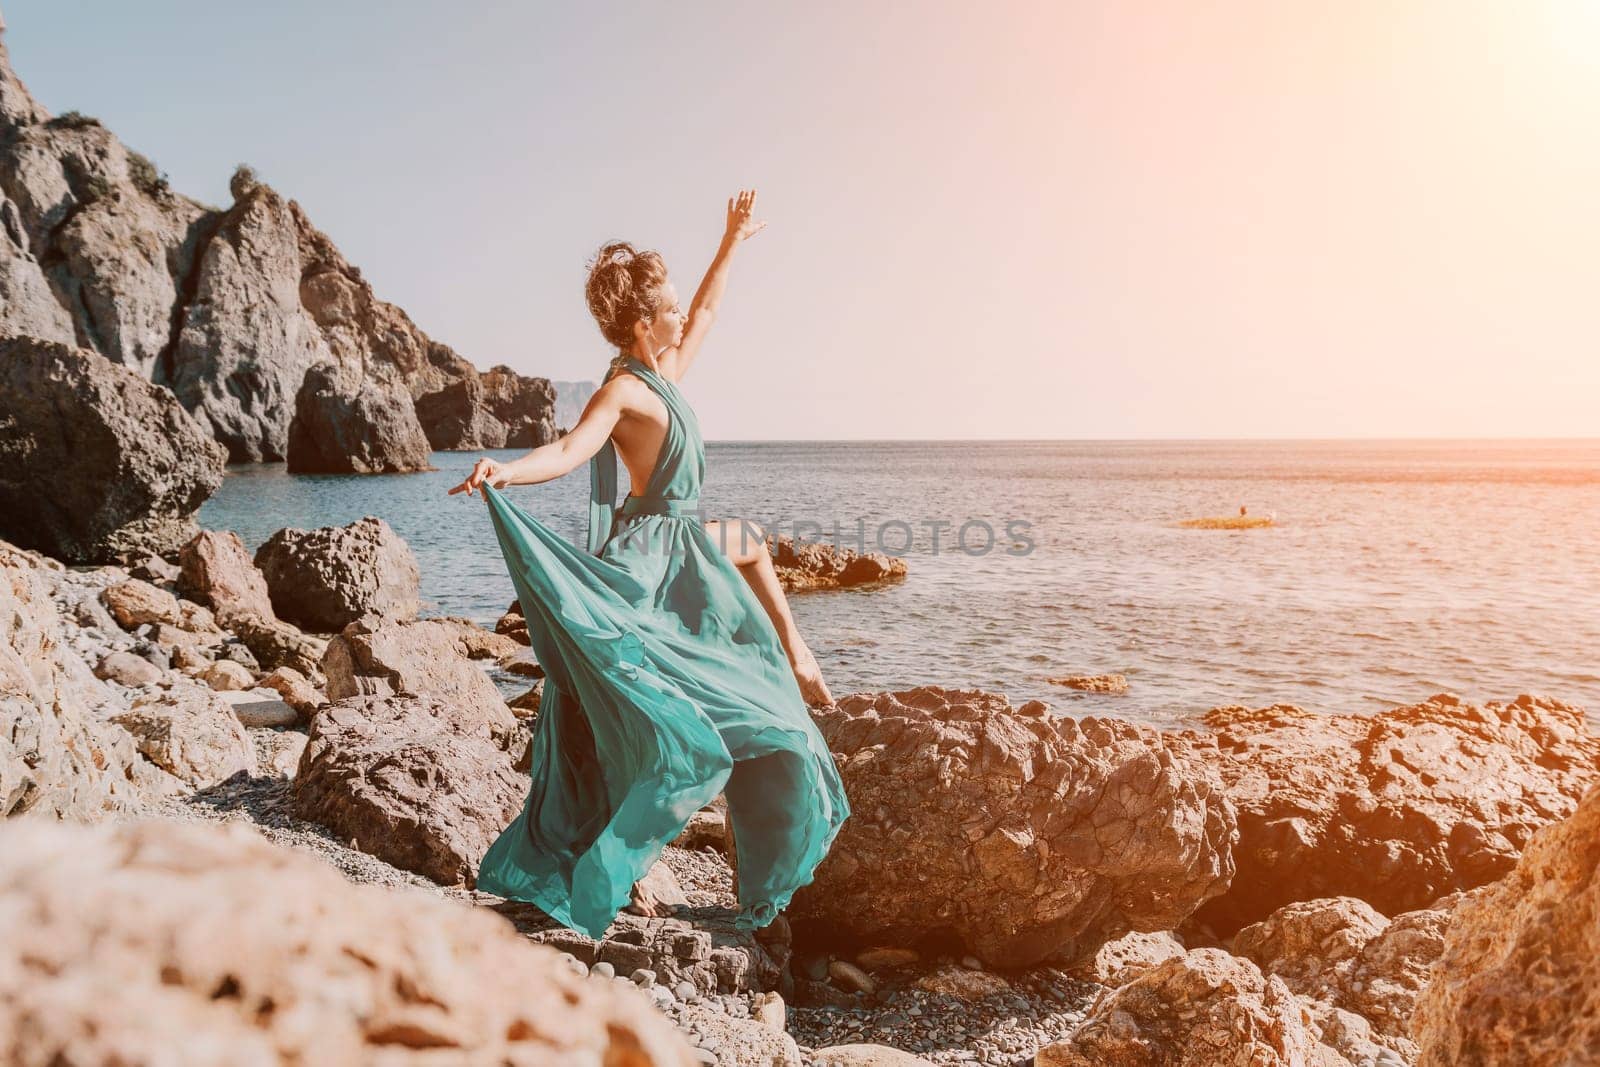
[584,240,669,350]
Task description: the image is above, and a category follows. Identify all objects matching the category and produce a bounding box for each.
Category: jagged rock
[1233,898,1390,993]
[1067,930,1187,987]
[230,613,326,678]
[673,807,728,851]
[176,529,276,626]
[110,680,256,788]
[0,540,171,817]
[789,686,1237,968]
[1049,673,1129,695]
[0,186,75,343]
[286,360,433,473]
[291,198,557,450]
[0,337,225,564]
[495,597,530,644]
[292,693,523,886]
[1231,893,1461,1060]
[769,533,907,593]
[412,365,560,450]
[321,617,507,710]
[432,616,522,660]
[1414,785,1600,1066]
[0,818,699,1065]
[1171,693,1600,933]
[253,516,420,632]
[160,184,332,462]
[99,578,181,628]
[1035,949,1346,1067]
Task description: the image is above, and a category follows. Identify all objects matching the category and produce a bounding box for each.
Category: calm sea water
[201,440,1600,728]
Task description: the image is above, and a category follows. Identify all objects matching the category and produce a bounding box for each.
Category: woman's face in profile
[649,280,686,350]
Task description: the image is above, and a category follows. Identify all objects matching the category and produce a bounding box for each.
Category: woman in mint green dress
[449,190,850,937]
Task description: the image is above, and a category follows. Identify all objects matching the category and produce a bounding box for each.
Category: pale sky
[6,1,1597,439]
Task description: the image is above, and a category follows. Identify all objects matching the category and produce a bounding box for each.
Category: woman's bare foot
[626,878,667,917]
[788,644,835,707]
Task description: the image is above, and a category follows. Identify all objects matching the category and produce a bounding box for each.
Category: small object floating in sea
[1048,673,1129,695]
[1179,514,1275,529]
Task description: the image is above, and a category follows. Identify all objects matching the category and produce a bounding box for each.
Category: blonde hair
[584,240,669,380]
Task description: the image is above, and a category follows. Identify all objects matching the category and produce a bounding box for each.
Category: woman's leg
[704,517,835,707]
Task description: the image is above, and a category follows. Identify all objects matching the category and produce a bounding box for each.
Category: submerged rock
[0,818,699,1064]
[769,533,907,593]
[790,686,1237,969]
[254,515,421,632]
[0,337,225,564]
[1172,693,1600,933]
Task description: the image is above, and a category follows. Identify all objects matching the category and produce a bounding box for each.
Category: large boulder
[0,817,699,1065]
[109,680,256,788]
[321,616,506,708]
[412,364,560,450]
[0,337,226,564]
[176,529,276,626]
[292,692,523,886]
[1234,894,1466,1060]
[1035,949,1345,1067]
[1172,693,1600,933]
[286,360,433,474]
[788,686,1237,969]
[0,540,166,818]
[1414,784,1600,1066]
[254,516,421,632]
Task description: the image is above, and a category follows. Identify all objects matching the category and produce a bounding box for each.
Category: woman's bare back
[605,372,672,496]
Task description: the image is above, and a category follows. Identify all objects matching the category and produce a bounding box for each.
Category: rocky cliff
[0,19,556,474]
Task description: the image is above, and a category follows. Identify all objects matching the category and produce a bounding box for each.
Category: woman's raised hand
[725,188,767,242]
[448,456,509,497]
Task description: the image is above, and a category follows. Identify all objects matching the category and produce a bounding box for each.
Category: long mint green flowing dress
[476,355,850,937]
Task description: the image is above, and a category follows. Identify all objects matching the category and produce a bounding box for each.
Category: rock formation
[0,29,555,478]
[0,817,699,1065]
[320,616,509,711]
[254,516,420,632]
[1035,949,1345,1067]
[1414,784,1600,1066]
[0,336,226,563]
[0,540,165,817]
[770,533,908,593]
[788,686,1237,969]
[292,693,524,886]
[286,360,434,473]
[1170,693,1600,933]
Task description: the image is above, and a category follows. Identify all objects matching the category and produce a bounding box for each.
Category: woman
[448,190,850,937]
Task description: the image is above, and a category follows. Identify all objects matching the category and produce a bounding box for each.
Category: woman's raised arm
[659,188,766,382]
[448,379,627,496]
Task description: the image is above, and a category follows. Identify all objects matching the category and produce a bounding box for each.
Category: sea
[200,439,1600,729]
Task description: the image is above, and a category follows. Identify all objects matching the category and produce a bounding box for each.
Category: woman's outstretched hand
[725,188,766,243]
[448,456,509,497]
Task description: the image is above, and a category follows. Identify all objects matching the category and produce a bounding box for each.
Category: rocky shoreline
[3,517,1597,1065]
